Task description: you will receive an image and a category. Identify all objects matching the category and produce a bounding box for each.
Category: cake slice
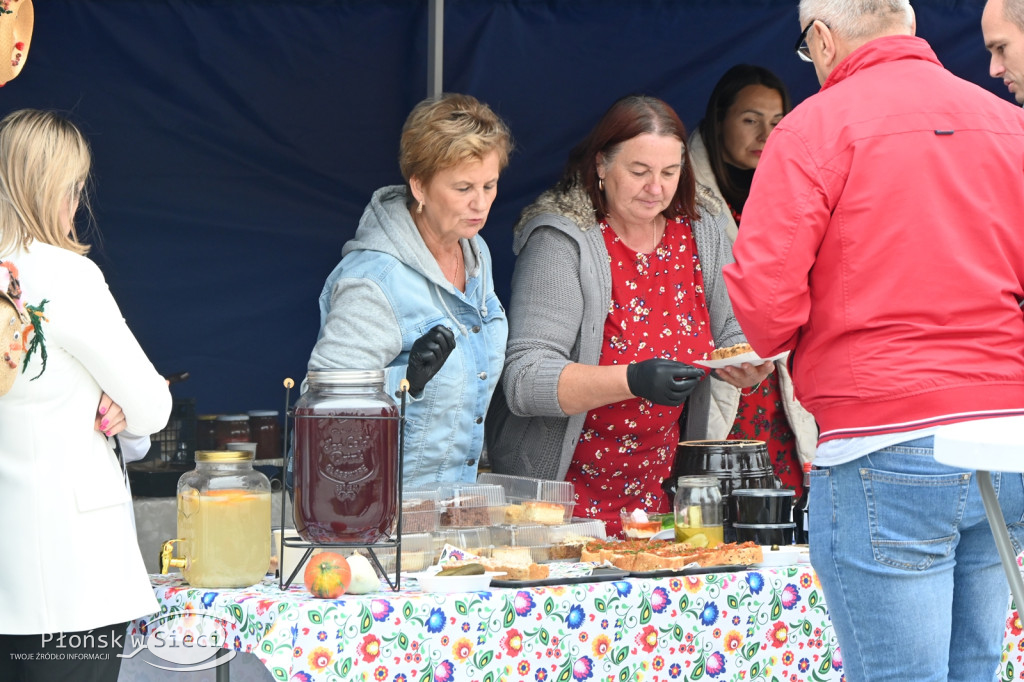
[522,501,566,525]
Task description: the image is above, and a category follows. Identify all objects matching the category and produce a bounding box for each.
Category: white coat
[0,242,171,634]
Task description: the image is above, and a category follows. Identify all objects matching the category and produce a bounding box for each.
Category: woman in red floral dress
[486,95,772,535]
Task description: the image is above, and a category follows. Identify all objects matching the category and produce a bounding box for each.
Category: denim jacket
[308,186,507,489]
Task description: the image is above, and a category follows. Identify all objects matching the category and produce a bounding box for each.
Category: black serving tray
[490,567,629,588]
[628,564,752,579]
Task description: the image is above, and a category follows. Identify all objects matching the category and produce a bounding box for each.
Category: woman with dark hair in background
[486,94,771,535]
[686,65,817,495]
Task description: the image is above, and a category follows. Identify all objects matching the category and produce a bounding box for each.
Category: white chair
[934,416,1024,613]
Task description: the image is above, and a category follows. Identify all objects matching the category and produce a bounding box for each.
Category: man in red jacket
[724,1,1024,680]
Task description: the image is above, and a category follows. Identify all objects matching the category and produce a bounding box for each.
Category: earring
[417,201,424,214]
[598,178,605,192]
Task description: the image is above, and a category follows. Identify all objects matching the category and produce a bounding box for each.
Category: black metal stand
[276,378,408,591]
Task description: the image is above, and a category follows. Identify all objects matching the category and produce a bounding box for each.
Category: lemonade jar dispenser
[673,475,724,548]
[161,450,272,588]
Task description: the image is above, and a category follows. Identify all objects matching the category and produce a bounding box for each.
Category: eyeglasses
[795,20,818,62]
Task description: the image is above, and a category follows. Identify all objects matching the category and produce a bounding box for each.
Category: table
[129,565,847,682]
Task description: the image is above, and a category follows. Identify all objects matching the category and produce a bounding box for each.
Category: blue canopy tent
[0,0,999,417]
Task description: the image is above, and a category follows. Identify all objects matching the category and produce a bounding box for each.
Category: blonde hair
[0,109,93,256]
[398,93,512,199]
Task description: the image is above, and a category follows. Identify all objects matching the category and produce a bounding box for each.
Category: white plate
[412,571,506,593]
[753,545,805,567]
[650,528,675,541]
[693,351,788,370]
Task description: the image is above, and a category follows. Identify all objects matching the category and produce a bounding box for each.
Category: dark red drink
[292,370,400,544]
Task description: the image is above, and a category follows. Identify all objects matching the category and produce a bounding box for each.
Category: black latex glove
[406,325,457,397]
[626,358,705,406]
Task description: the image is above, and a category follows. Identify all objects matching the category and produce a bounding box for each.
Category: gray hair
[798,0,914,40]
[1004,0,1024,32]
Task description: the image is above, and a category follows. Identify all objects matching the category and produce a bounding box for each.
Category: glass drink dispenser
[291,369,400,544]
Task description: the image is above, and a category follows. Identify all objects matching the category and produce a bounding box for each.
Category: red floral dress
[566,216,715,535]
[726,204,802,496]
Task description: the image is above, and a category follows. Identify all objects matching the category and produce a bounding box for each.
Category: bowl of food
[620,508,666,539]
[413,564,506,593]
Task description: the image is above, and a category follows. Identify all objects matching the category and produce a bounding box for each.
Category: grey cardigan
[485,181,745,481]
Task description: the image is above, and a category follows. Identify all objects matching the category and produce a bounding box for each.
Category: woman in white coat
[0,110,171,681]
[685,65,817,494]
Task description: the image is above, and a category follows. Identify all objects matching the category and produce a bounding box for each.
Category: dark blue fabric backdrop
[0,0,997,415]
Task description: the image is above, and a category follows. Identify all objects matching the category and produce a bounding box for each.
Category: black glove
[406,325,456,397]
[626,358,705,406]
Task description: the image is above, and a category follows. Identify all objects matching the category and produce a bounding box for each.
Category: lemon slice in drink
[687,533,709,548]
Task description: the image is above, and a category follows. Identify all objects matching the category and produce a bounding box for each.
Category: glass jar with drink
[291,369,400,544]
[165,449,272,588]
[673,475,724,548]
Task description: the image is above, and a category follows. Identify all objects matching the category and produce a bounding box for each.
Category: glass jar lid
[216,414,250,421]
[307,369,385,385]
[247,409,279,417]
[196,449,254,463]
[197,414,219,421]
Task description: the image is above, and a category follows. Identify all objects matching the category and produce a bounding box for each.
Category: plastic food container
[546,519,606,561]
[478,473,575,523]
[438,483,506,527]
[488,524,551,563]
[377,532,435,573]
[732,522,796,546]
[731,488,796,525]
[401,489,442,534]
[433,527,492,561]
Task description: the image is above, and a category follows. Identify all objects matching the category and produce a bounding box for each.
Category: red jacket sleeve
[722,126,832,358]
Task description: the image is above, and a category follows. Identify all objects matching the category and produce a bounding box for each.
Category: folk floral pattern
[567,217,715,535]
[131,565,870,682]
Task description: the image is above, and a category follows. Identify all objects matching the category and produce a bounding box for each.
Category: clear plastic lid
[432,527,492,558]
[400,489,441,534]
[438,483,506,507]
[490,524,550,547]
[477,473,575,505]
[437,483,506,527]
[547,518,607,542]
[376,532,435,573]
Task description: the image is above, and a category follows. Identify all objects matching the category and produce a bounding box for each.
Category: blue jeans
[809,437,1024,682]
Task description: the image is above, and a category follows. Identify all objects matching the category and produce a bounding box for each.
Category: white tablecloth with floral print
[132,565,847,682]
[129,565,1024,682]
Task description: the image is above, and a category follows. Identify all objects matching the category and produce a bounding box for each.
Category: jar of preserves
[292,369,399,544]
[195,414,219,451]
[247,410,281,460]
[214,414,250,449]
[673,475,724,548]
[162,450,272,588]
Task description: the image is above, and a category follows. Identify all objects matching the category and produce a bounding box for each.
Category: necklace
[607,214,662,255]
[447,244,462,284]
